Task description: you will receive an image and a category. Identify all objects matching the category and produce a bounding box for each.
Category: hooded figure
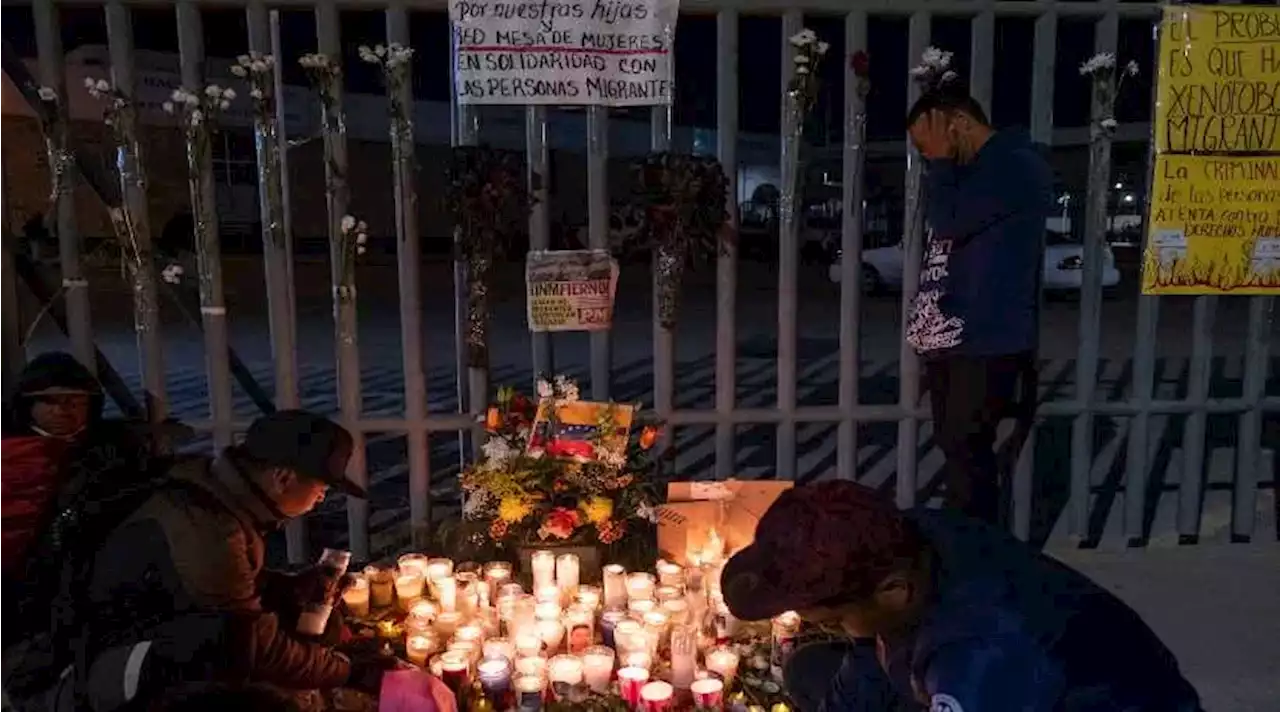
[3,351,105,439]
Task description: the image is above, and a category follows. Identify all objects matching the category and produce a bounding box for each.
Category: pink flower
[539,507,581,540]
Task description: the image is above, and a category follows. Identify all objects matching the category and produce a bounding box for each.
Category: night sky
[3,6,1156,141]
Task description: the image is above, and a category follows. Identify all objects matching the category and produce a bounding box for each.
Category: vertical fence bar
[1069,7,1113,539]
[897,11,930,508]
[713,10,739,479]
[836,10,868,480]
[526,106,553,379]
[449,22,482,461]
[1029,12,1056,147]
[316,0,368,560]
[270,11,300,333]
[386,3,431,547]
[968,7,994,118]
[1233,297,1273,541]
[35,0,93,369]
[105,0,168,432]
[651,92,674,459]
[776,9,802,479]
[176,0,235,451]
[586,106,611,401]
[1177,294,1216,538]
[2,156,22,385]
[247,1,305,562]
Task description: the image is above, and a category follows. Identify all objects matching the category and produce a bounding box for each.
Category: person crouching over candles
[720,481,1202,712]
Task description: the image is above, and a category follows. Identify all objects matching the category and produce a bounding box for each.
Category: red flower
[489,519,509,540]
[597,519,626,544]
[638,425,661,450]
[850,50,870,79]
[539,507,581,540]
[485,407,503,431]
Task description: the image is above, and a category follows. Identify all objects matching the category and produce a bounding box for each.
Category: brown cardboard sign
[657,480,793,565]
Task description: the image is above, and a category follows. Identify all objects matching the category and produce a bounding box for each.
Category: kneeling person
[720,482,1201,712]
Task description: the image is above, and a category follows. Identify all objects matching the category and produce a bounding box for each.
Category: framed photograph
[527,399,634,463]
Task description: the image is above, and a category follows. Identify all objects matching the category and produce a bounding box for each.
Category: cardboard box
[657,480,793,565]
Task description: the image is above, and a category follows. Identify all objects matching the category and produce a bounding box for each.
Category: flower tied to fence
[1079,53,1140,139]
[300,52,344,134]
[910,45,958,94]
[628,153,731,329]
[786,28,830,130]
[85,78,144,269]
[446,146,533,368]
[850,50,871,102]
[335,215,368,300]
[36,85,74,210]
[233,52,284,251]
[360,43,418,243]
[163,84,235,289]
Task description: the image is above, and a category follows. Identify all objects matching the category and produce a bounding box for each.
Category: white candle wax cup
[405,634,435,667]
[425,558,455,582]
[564,606,595,655]
[602,564,628,607]
[515,632,544,658]
[534,601,562,622]
[513,595,539,631]
[642,610,670,636]
[555,554,580,600]
[455,624,485,646]
[661,598,690,625]
[530,550,556,590]
[690,678,725,709]
[576,585,601,610]
[483,637,516,662]
[455,572,480,615]
[364,565,395,609]
[319,548,353,577]
[537,618,565,653]
[640,680,674,710]
[397,553,431,578]
[448,640,480,665]
[655,585,682,603]
[655,560,684,588]
[439,649,469,676]
[341,576,370,618]
[580,645,615,692]
[625,572,656,601]
[705,646,740,686]
[515,655,547,677]
[405,617,433,636]
[621,649,652,671]
[296,604,333,636]
[434,610,463,637]
[617,666,650,706]
[483,562,513,606]
[477,656,513,694]
[628,598,657,618]
[535,585,561,605]
[395,572,426,601]
[436,575,458,612]
[668,624,696,690]
[547,654,584,686]
[498,582,524,599]
[408,599,438,622]
[613,620,644,651]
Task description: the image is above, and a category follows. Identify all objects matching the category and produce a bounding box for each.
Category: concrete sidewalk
[1050,544,1280,712]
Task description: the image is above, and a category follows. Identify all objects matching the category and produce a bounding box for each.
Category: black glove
[347,651,407,694]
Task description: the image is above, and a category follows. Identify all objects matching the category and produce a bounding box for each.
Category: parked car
[827,232,1122,293]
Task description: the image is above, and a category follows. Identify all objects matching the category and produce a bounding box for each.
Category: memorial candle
[661,598,689,625]
[397,553,430,578]
[477,655,513,699]
[425,558,454,583]
[515,631,543,658]
[546,655,583,700]
[405,634,435,667]
[564,605,595,655]
[628,598,656,618]
[395,571,425,610]
[364,565,395,609]
[580,645,615,692]
[483,637,516,662]
[640,680,674,712]
[555,554,580,601]
[613,619,644,653]
[655,585,682,603]
[602,564,627,607]
[621,649,652,671]
[534,601,561,623]
[439,650,470,695]
[434,610,463,637]
[408,599,438,622]
[600,607,626,649]
[537,618,565,653]
[530,550,556,590]
[535,585,561,605]
[655,560,684,588]
[455,624,485,646]
[616,666,649,706]
[341,575,370,618]
[484,562,513,605]
[456,572,480,615]
[514,672,546,711]
[704,646,740,686]
[625,572,656,601]
[576,585,601,611]
[515,655,547,678]
[447,640,479,665]
[436,575,458,612]
[690,678,725,710]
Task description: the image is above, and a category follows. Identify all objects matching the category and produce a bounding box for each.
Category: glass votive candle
[436,575,458,612]
[341,575,370,618]
[498,582,524,599]
[564,606,595,655]
[535,600,562,621]
[456,572,480,615]
[628,598,657,618]
[426,557,455,582]
[602,564,627,607]
[477,655,513,700]
[398,553,431,578]
[640,680,674,712]
[655,560,684,588]
[704,646,740,686]
[484,561,513,603]
[408,599,438,622]
[581,645,615,692]
[537,618,565,653]
[513,595,538,631]
[455,623,485,646]
[576,585,601,611]
[555,554,580,600]
[448,640,480,667]
[546,654,583,699]
[364,565,395,609]
[661,598,689,625]
[690,677,724,710]
[514,672,546,710]
[439,649,471,694]
[515,655,547,678]
[613,619,645,652]
[395,571,426,606]
[405,633,435,667]
[530,550,556,590]
[770,610,802,678]
[642,610,670,636]
[621,649,652,671]
[625,572,656,601]
[617,666,649,706]
[483,637,516,662]
[535,584,561,605]
[515,631,544,658]
[434,610,463,637]
[655,585,682,603]
[600,607,627,649]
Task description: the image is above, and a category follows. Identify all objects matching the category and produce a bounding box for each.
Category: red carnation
[850,50,870,79]
[539,507,581,540]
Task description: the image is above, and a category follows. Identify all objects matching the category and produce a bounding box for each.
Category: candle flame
[705,528,724,559]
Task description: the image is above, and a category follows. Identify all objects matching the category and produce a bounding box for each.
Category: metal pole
[270,10,300,340]
[1233,297,1273,541]
[968,9,994,119]
[247,0,305,561]
[34,0,93,370]
[105,0,168,433]
[777,9,802,479]
[897,11,930,508]
[526,105,554,380]
[386,3,432,549]
[837,10,868,481]
[713,10,739,479]
[316,0,369,560]
[586,106,611,401]
[652,89,674,458]
[176,0,235,451]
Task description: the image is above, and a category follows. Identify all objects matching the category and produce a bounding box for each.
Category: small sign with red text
[526,249,619,332]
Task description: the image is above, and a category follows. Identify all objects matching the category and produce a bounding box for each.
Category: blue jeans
[782,640,915,712]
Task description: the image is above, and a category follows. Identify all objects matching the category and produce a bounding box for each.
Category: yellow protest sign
[1142,5,1280,295]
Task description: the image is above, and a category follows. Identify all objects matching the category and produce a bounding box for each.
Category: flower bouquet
[453,376,663,570]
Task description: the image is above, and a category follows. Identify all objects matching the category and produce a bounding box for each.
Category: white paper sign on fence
[448,0,678,107]
[526,250,619,332]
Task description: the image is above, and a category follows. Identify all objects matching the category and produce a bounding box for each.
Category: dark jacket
[80,452,352,709]
[906,131,1054,358]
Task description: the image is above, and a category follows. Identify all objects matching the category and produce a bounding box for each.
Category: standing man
[904,84,1052,523]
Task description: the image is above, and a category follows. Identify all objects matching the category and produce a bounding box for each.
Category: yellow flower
[579,496,614,525]
[498,496,533,523]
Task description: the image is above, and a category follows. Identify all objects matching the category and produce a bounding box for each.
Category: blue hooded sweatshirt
[906,130,1054,358]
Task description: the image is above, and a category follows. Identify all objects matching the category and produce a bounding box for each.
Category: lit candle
[434,610,463,637]
[498,582,524,599]
[628,598,656,618]
[625,572,656,601]
[405,634,435,667]
[704,646,740,686]
[564,606,595,654]
[600,607,627,649]
[439,649,470,695]
[709,591,739,641]
[515,655,547,678]
[477,655,513,699]
[771,611,802,679]
[655,585,682,603]
[640,680,674,712]
[669,624,696,690]
[661,598,690,625]
[617,666,649,706]
[396,571,426,610]
[364,565,395,609]
[530,550,556,590]
[447,639,479,664]
[408,599,438,622]
[436,575,458,612]
[613,620,644,653]
[514,672,546,710]
[621,649,652,671]
[535,585,561,606]
[426,557,455,582]
[537,618,565,653]
[580,645,615,693]
[398,553,431,578]
[642,610,670,637]
[515,631,543,658]
[484,562,513,605]
[405,616,433,636]
[555,554,580,601]
[690,677,724,710]
[655,560,684,588]
[456,572,480,615]
[603,564,628,608]
[455,624,485,646]
[483,637,516,662]
[547,654,583,700]
[534,601,562,622]
[341,576,370,619]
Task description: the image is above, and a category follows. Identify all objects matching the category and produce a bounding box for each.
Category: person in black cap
[44,410,401,712]
[720,481,1201,712]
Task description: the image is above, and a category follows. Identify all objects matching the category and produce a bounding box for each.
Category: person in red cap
[720,481,1201,712]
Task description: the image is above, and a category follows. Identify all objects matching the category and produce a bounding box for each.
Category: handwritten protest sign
[1142,5,1280,295]
[448,0,678,106]
[526,250,619,332]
